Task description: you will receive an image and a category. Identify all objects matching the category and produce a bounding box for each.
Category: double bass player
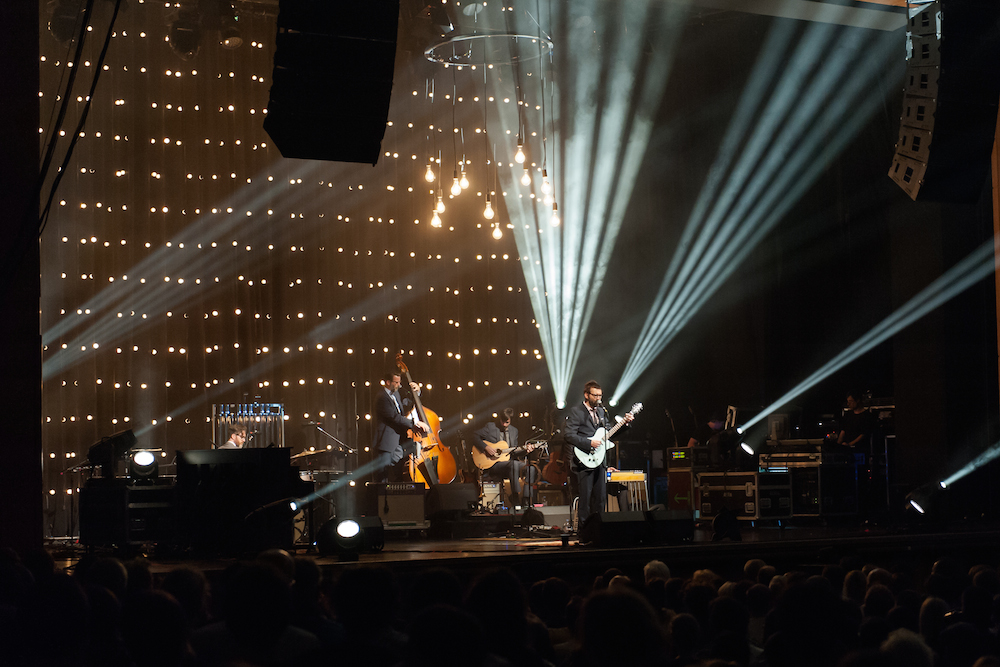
[373,371,429,482]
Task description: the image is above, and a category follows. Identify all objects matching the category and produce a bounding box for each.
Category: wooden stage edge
[51,513,1000,586]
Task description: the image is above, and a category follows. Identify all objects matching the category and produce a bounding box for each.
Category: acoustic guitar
[471,440,545,470]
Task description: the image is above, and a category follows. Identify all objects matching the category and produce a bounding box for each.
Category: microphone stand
[598,404,610,515]
[315,425,354,455]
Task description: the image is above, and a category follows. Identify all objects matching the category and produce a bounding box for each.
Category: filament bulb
[550,201,560,227]
[460,170,470,189]
[436,194,445,213]
[431,210,442,228]
[520,168,531,186]
[424,163,436,183]
[450,172,461,196]
[483,199,495,220]
[541,169,551,195]
[492,223,503,240]
[514,143,525,164]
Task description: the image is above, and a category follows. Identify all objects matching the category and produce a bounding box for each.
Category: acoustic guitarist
[472,408,538,507]
[565,381,633,528]
[373,371,429,482]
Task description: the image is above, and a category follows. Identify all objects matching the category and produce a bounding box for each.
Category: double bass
[395,354,456,487]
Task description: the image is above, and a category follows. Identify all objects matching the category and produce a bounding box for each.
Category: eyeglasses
[588,392,602,398]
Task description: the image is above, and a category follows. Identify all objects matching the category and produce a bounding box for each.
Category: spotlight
[740,441,754,455]
[220,23,241,49]
[316,517,384,561]
[169,9,203,61]
[47,0,84,44]
[127,448,161,483]
[219,7,241,49]
[905,481,946,515]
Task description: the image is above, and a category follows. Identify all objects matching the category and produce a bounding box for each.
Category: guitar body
[573,428,617,469]
[471,440,520,470]
[542,456,569,486]
[571,403,644,470]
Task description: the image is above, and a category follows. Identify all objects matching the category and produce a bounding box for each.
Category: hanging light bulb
[483,196,495,220]
[436,191,445,213]
[541,169,552,195]
[450,171,461,196]
[431,209,442,227]
[492,223,503,240]
[543,192,554,206]
[514,142,525,164]
[550,201,560,227]
[424,162,436,183]
[520,168,531,187]
[460,170,470,190]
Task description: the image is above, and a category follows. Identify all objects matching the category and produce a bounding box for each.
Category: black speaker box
[579,511,650,547]
[263,0,400,164]
[889,0,1000,202]
[646,508,695,543]
[425,483,480,517]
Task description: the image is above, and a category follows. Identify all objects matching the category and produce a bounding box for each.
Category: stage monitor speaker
[263,0,400,164]
[889,0,1000,202]
[579,511,650,547]
[425,483,479,518]
[645,507,695,544]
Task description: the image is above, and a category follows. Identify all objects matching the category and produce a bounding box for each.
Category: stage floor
[51,508,1000,586]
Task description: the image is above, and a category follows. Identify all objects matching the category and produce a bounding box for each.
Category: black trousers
[575,464,606,526]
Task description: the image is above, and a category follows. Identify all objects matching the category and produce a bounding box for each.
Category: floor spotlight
[127,448,161,483]
[905,481,946,515]
[317,517,385,561]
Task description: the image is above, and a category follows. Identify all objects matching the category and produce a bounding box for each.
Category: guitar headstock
[629,402,643,416]
[395,353,409,375]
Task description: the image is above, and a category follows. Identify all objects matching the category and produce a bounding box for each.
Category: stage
[52,509,1000,591]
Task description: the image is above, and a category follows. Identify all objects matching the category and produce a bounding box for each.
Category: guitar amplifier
[361,482,427,530]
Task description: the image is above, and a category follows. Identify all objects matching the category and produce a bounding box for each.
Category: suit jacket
[565,401,612,468]
[473,421,519,454]
[373,388,418,454]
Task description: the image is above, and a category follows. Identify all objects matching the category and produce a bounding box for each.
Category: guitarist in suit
[473,408,537,507]
[373,371,429,482]
[565,381,633,528]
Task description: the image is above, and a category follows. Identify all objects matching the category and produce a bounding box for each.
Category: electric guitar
[573,402,643,469]
[471,440,545,470]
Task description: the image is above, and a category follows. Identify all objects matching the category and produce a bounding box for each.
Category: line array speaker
[889,1,1000,202]
[263,0,400,164]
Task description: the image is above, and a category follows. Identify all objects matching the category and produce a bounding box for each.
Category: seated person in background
[219,423,248,449]
[473,408,537,507]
